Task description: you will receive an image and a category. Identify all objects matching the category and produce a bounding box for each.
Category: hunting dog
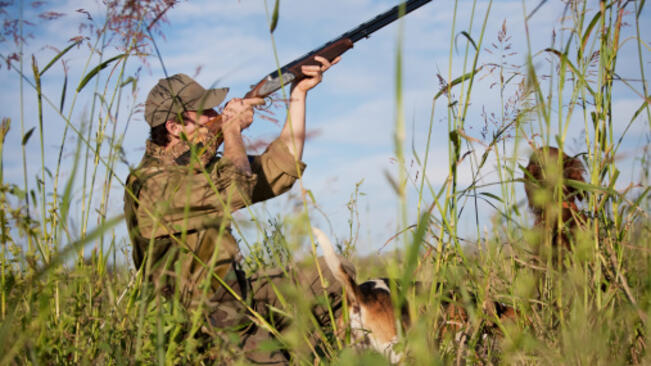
[312,228,517,362]
[523,146,586,250]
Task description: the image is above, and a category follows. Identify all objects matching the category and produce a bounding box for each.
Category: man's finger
[301,67,321,77]
[313,55,329,66]
[302,65,322,73]
[243,97,265,106]
[313,55,332,70]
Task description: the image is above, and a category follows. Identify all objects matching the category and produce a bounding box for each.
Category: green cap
[144,73,229,127]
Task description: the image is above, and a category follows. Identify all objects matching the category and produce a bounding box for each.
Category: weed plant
[0,0,649,365]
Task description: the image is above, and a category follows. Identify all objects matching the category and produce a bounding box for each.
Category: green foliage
[0,0,649,365]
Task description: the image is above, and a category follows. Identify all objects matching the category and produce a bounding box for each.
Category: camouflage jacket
[123,138,305,307]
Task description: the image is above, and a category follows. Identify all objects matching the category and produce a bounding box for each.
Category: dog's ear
[524,151,546,215]
[562,154,586,201]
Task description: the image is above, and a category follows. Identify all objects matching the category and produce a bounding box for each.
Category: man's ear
[165,119,180,137]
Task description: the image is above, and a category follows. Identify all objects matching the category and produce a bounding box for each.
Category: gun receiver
[245,0,432,98]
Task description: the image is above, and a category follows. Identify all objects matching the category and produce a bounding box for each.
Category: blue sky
[0,0,649,257]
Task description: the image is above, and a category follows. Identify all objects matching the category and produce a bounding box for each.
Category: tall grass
[0,0,649,365]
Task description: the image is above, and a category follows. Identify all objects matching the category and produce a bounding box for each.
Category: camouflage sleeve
[249,138,306,203]
[135,160,257,239]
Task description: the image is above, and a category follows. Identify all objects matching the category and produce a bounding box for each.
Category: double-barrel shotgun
[199,0,432,139]
[245,0,432,98]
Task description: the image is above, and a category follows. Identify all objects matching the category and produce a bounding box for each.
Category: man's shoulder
[126,154,171,189]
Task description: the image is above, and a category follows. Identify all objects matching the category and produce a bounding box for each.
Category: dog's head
[524,146,586,247]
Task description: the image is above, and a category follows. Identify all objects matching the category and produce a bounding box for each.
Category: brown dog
[524,146,586,249]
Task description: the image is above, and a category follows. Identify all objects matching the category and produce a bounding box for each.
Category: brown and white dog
[312,227,408,363]
[312,228,523,363]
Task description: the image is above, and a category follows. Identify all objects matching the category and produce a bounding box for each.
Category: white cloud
[170,0,264,18]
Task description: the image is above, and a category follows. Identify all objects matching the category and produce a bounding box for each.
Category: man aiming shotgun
[123,0,431,362]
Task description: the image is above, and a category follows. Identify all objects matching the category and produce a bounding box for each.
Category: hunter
[124,56,341,363]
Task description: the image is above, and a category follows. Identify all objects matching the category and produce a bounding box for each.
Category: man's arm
[279,55,340,160]
[222,123,251,174]
[221,97,264,174]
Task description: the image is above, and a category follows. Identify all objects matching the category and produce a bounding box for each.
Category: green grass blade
[59,132,83,229]
[21,127,35,146]
[76,53,126,92]
[434,67,483,100]
[270,0,280,33]
[581,9,602,54]
[456,31,478,52]
[637,0,646,18]
[59,73,67,113]
[400,211,430,297]
[39,40,81,77]
[545,48,596,97]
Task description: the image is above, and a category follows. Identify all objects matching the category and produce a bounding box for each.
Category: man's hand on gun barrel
[217,55,339,135]
[292,55,341,93]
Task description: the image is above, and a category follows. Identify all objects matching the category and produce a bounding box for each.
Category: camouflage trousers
[200,257,343,365]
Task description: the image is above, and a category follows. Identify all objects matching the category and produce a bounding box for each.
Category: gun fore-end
[287,38,353,73]
[205,115,222,135]
[245,38,353,99]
